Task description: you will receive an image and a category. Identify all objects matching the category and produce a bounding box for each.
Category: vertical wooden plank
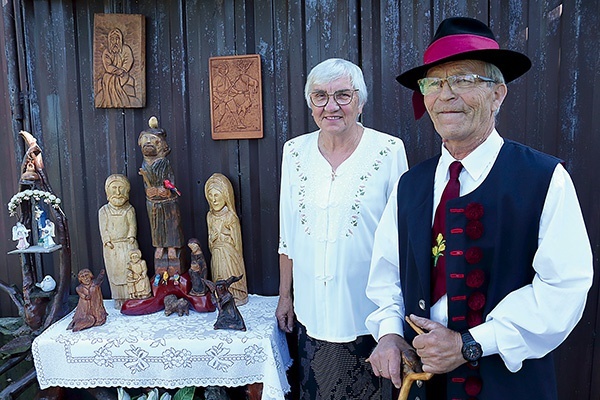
[552,2,600,399]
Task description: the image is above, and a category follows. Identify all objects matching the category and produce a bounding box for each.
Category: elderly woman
[276,58,409,399]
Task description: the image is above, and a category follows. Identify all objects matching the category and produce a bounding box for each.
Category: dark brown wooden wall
[0,1,598,398]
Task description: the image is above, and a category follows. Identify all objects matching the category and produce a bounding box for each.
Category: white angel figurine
[12,222,30,250]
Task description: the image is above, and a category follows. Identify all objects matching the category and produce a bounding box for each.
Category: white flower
[7,190,63,216]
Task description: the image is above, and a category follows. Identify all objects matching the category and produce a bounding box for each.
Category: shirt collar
[439,130,503,181]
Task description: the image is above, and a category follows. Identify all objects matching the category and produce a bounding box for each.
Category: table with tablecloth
[32,294,292,400]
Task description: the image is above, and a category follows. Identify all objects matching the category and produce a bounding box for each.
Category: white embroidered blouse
[279,126,408,342]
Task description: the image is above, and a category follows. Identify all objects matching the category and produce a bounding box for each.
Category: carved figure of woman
[205,173,248,305]
[187,238,208,296]
[67,269,108,332]
[126,249,152,299]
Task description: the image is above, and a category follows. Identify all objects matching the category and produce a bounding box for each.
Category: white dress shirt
[365,130,593,371]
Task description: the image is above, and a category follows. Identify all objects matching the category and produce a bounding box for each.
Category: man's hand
[409,314,465,374]
[275,295,294,333]
[368,334,419,389]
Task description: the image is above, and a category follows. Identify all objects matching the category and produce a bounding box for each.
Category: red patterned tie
[431,161,463,304]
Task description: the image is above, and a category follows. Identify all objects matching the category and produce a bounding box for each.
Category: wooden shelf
[7,244,62,255]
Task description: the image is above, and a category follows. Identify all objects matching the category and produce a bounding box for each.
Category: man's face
[423,60,506,144]
[107,180,129,207]
[139,133,164,157]
[109,32,122,53]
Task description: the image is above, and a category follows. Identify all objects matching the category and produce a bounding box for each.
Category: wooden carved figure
[138,117,184,276]
[187,238,208,296]
[205,173,248,306]
[67,269,108,332]
[126,249,152,299]
[98,174,139,308]
[203,276,246,331]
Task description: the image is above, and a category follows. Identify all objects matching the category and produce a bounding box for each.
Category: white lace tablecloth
[33,294,292,400]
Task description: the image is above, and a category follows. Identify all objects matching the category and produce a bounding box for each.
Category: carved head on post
[138,116,170,162]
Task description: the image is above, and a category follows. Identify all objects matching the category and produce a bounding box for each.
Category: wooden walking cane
[397,316,434,400]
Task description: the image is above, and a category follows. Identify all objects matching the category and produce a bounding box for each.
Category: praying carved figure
[205,173,248,306]
[126,249,152,299]
[138,117,184,276]
[67,269,108,332]
[98,174,139,308]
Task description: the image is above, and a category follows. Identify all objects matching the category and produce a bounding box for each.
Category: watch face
[463,344,482,361]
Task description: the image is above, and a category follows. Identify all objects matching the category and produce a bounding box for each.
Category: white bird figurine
[35,275,56,292]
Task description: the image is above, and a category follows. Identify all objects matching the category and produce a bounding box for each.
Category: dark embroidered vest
[396,140,561,400]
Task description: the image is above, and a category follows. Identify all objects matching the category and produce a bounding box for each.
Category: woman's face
[188,242,200,252]
[309,76,362,137]
[207,188,226,212]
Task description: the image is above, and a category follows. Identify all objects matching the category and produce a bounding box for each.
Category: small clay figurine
[12,222,30,250]
[126,249,152,299]
[67,269,108,332]
[187,238,208,296]
[164,294,189,317]
[203,275,246,331]
[205,173,248,306]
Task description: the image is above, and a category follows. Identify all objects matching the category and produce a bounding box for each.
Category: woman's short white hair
[304,58,368,108]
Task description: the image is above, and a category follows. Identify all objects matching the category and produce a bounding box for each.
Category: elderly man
[365,17,593,400]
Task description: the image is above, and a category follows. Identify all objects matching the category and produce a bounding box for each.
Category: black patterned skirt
[297,322,385,400]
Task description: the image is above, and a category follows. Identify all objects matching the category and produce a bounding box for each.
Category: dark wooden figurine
[67,269,108,332]
[187,238,208,296]
[203,275,246,331]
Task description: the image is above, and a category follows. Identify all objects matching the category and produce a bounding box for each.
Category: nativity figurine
[39,219,56,248]
[67,269,108,332]
[98,174,140,309]
[126,249,152,299]
[138,116,184,276]
[203,275,246,331]
[187,238,208,296]
[205,173,248,306]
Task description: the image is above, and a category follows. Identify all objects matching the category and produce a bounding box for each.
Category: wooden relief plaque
[209,55,263,140]
[93,14,146,108]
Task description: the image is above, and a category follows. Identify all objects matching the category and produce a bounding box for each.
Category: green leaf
[173,387,196,400]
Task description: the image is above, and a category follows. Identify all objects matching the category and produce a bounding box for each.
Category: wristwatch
[461,331,483,363]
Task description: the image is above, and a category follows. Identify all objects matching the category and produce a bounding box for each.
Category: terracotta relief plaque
[93,14,146,108]
[209,55,263,140]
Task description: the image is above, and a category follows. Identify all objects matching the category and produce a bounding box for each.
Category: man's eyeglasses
[309,89,358,107]
[418,74,497,96]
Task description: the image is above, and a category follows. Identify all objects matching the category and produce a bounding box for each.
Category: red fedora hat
[397,17,531,92]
